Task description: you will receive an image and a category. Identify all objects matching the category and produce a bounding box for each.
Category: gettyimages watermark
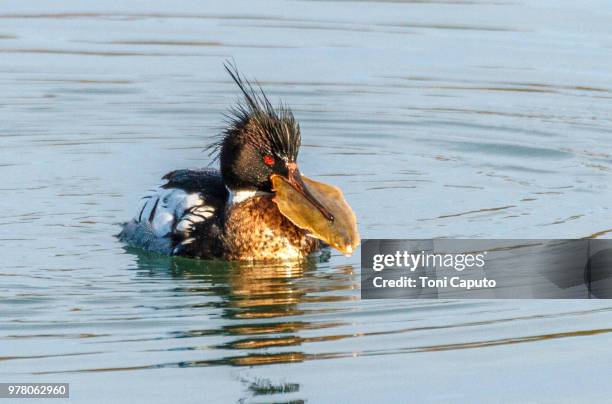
[361,239,612,299]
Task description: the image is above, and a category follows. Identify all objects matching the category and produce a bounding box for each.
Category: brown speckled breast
[223,195,319,261]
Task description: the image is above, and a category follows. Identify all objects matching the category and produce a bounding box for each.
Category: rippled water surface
[2,0,612,402]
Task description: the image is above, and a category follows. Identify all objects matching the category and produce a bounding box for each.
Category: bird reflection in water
[126,248,356,367]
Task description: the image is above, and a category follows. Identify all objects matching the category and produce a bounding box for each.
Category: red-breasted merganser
[119,64,359,261]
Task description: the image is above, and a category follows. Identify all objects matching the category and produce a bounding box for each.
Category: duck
[119,63,359,261]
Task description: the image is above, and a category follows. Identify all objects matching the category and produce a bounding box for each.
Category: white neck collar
[228,188,272,204]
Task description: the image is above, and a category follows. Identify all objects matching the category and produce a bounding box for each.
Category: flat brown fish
[271,175,360,255]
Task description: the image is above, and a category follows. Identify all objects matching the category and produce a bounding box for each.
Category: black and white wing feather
[119,169,228,258]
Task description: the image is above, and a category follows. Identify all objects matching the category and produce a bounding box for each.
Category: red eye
[263,155,275,166]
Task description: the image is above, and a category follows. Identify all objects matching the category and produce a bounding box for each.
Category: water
[2,0,612,402]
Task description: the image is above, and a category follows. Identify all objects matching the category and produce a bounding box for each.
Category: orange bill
[271,174,360,256]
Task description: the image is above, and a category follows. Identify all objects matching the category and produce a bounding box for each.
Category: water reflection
[128,248,355,368]
[117,248,612,380]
